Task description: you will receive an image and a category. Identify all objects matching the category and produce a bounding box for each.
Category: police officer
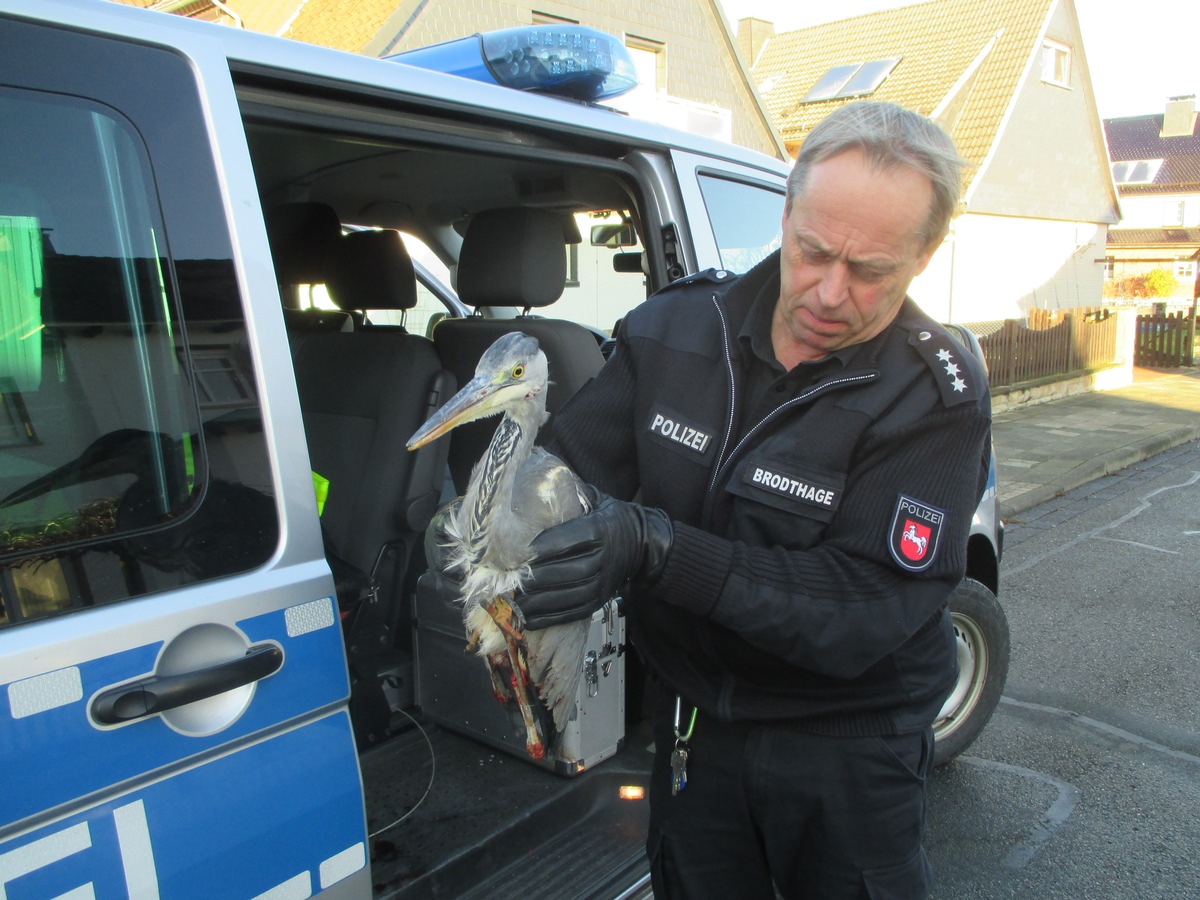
[518,101,991,898]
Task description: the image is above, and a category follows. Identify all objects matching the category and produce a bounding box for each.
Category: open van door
[0,10,368,898]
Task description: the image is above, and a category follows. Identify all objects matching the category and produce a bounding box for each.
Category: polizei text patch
[647,410,714,458]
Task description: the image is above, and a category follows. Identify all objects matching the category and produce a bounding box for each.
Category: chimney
[736,17,775,68]
[1161,95,1197,138]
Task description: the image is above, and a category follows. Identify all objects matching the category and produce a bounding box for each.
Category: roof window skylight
[1111,159,1163,185]
[803,57,901,103]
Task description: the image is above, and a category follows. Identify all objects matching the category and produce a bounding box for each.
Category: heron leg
[484,596,546,760]
[464,603,518,705]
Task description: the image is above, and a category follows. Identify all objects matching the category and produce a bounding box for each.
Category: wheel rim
[934,612,988,741]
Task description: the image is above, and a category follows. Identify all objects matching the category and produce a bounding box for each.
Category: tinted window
[697,173,785,273]
[0,25,277,626]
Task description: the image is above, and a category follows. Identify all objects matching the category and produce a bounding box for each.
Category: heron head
[407,332,549,450]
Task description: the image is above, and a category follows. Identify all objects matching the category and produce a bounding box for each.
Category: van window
[400,232,456,335]
[0,79,276,626]
[696,173,785,272]
[287,230,458,338]
[556,211,647,336]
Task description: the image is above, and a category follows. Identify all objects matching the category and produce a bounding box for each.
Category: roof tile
[1106,227,1200,248]
[749,0,1055,192]
[283,0,401,53]
[1104,114,1200,190]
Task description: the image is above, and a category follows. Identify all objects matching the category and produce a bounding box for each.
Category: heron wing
[511,447,587,530]
[525,620,590,733]
[509,447,591,732]
[476,446,585,582]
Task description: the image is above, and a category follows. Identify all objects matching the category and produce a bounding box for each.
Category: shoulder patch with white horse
[888,494,946,572]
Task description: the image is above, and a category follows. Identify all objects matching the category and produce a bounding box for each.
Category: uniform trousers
[646,688,935,899]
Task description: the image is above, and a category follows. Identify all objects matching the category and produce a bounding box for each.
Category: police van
[0,1,1008,896]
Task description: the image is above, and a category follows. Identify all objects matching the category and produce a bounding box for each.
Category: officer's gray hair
[785,101,966,250]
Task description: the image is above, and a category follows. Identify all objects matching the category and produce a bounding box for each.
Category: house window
[803,57,902,103]
[1176,261,1197,280]
[1163,200,1186,227]
[1103,258,1114,280]
[1111,159,1163,184]
[625,35,666,94]
[1040,40,1071,87]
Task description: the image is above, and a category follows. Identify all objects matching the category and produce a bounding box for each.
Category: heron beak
[1,443,130,507]
[406,373,515,451]
[2,465,74,508]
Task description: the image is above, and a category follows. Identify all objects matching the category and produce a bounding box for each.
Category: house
[109,0,785,158]
[1103,95,1200,302]
[738,0,1120,323]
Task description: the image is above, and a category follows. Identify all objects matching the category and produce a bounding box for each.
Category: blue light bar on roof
[387,25,639,102]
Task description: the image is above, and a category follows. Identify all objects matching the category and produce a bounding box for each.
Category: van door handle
[91,644,283,726]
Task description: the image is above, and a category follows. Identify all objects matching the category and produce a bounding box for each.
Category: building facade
[1104,96,1200,302]
[738,0,1119,323]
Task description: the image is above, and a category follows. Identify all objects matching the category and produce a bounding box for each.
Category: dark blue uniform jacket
[548,251,992,735]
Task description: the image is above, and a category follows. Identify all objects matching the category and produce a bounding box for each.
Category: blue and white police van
[0,1,1007,896]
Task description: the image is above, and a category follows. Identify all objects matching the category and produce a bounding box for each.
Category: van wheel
[932,578,1010,768]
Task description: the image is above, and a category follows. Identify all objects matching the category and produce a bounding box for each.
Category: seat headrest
[457,208,566,309]
[327,230,418,312]
[265,202,341,284]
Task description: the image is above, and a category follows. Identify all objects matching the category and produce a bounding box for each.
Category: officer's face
[775,148,939,367]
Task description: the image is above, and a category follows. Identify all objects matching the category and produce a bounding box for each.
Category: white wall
[1112,192,1200,229]
[908,213,1108,323]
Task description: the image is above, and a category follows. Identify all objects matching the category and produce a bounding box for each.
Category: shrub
[1103,269,1181,299]
[1144,268,1180,298]
[1103,274,1147,298]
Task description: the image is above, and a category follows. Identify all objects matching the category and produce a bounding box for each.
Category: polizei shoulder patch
[888,494,946,572]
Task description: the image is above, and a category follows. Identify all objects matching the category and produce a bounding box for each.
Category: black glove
[519,486,674,629]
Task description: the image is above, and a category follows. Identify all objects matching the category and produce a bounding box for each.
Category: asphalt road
[925,440,1200,898]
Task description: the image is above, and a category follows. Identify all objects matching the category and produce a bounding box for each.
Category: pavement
[992,366,1200,521]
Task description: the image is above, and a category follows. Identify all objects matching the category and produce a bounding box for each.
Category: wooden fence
[1134,311,1194,368]
[966,308,1118,389]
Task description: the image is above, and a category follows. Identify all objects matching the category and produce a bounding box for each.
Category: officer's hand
[519,485,673,630]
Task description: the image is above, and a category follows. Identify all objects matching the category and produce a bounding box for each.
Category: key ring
[673,694,697,742]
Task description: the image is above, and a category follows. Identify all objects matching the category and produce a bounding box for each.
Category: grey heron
[406,331,591,760]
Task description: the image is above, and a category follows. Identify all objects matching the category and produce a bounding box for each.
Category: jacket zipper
[707,293,738,498]
[702,295,879,522]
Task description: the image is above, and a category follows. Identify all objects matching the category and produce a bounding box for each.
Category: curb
[999,423,1200,520]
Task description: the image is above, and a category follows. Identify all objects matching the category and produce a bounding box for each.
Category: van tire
[932,578,1009,768]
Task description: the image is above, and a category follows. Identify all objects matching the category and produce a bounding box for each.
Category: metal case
[413,574,625,776]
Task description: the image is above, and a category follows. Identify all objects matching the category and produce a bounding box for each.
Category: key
[670,743,689,795]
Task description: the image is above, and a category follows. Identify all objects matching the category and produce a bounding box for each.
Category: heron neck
[463,414,530,546]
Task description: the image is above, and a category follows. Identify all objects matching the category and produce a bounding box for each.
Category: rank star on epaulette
[936,347,968,394]
[910,330,978,406]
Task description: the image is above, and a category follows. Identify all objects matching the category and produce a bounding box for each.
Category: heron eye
[512,365,525,379]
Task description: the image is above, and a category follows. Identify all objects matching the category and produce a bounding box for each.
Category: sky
[716,0,1199,120]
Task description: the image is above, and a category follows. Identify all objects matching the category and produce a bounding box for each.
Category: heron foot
[485,597,546,760]
[484,595,524,641]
